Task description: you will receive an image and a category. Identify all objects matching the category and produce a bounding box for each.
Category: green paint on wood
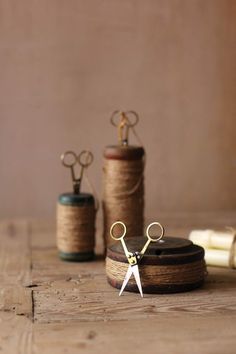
[58,193,94,206]
[59,251,95,262]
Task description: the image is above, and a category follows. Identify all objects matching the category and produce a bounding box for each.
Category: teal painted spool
[57,192,96,262]
[58,193,94,206]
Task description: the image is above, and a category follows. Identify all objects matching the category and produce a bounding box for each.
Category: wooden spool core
[57,192,95,262]
[106,237,206,294]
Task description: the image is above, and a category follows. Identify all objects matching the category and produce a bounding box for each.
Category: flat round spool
[104,145,145,160]
[106,236,206,294]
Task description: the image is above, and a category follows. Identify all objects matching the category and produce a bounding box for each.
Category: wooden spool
[106,237,206,294]
[57,192,95,262]
[102,145,145,248]
[104,145,145,160]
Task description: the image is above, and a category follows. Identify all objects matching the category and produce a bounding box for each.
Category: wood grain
[0,312,32,354]
[0,220,32,286]
[0,220,33,353]
[33,268,236,323]
[0,216,236,353]
[33,314,236,354]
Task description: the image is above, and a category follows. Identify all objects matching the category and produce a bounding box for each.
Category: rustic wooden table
[0,213,236,354]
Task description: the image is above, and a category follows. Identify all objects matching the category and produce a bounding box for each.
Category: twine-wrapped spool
[106,237,206,293]
[102,145,145,248]
[57,193,96,261]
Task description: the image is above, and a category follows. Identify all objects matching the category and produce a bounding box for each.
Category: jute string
[57,203,95,253]
[106,257,206,286]
[103,157,145,247]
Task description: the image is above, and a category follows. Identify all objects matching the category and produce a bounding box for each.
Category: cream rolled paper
[189,229,236,268]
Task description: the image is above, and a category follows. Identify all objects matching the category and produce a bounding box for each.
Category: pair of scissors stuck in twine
[110,110,139,146]
[110,221,165,297]
[61,150,93,194]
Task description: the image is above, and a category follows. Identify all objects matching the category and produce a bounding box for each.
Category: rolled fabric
[189,229,235,250]
[189,229,236,269]
[204,249,236,268]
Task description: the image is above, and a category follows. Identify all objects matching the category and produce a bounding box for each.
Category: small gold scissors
[110,221,165,297]
[110,111,139,146]
[61,150,93,194]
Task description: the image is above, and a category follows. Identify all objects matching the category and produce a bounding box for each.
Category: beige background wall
[0,0,236,219]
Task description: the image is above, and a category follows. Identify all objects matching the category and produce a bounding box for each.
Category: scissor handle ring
[146,222,165,242]
[110,110,139,127]
[110,221,127,241]
[78,150,93,167]
[61,151,77,167]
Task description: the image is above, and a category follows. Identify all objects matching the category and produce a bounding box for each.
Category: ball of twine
[102,157,145,248]
[57,203,95,253]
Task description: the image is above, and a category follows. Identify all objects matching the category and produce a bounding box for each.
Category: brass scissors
[110,221,165,297]
[61,150,93,194]
[110,111,139,146]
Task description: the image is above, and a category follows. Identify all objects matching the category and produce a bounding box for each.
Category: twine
[102,157,145,247]
[106,257,206,287]
[57,203,95,253]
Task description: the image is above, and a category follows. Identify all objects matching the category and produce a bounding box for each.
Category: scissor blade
[132,265,143,297]
[119,265,133,296]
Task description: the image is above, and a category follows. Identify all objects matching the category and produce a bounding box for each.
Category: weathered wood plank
[30,220,56,249]
[29,219,236,324]
[0,220,33,353]
[0,312,32,354]
[0,220,32,286]
[0,286,32,318]
[32,314,236,354]
[32,248,104,280]
[0,220,33,320]
[33,267,236,323]
[1,217,236,353]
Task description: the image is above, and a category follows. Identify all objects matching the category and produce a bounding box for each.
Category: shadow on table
[204,268,236,290]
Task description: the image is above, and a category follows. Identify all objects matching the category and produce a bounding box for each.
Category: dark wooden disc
[107,237,204,265]
[106,236,206,294]
[58,193,94,206]
[104,145,145,160]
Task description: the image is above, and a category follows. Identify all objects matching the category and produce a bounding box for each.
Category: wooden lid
[107,237,204,265]
[104,145,145,160]
[58,193,94,206]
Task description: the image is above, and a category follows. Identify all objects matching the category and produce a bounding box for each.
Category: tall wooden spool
[57,193,96,261]
[102,111,145,249]
[106,237,206,294]
[57,150,97,262]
